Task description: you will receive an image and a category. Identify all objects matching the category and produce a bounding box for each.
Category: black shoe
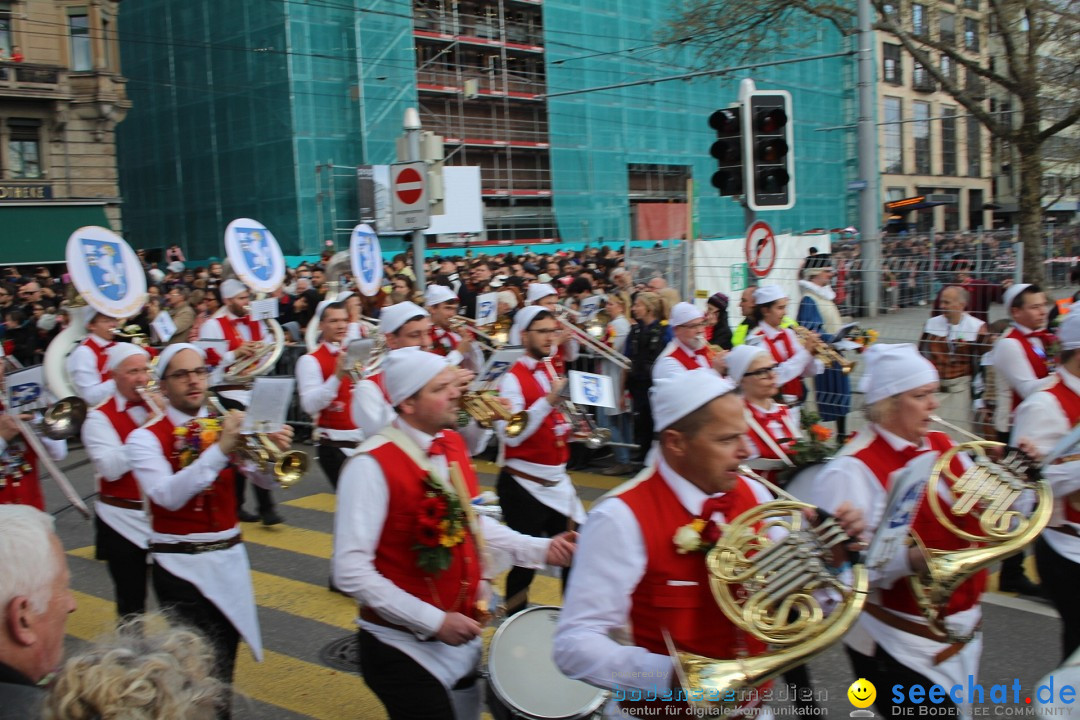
[260,509,284,526]
[238,509,260,523]
[999,575,1043,597]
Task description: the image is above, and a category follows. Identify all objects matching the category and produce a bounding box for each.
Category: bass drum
[486,606,606,720]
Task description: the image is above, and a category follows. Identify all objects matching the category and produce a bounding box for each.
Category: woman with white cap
[727,344,802,484]
[803,343,983,717]
[744,285,821,405]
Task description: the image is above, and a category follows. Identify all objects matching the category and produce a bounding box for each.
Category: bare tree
[666,0,1080,283]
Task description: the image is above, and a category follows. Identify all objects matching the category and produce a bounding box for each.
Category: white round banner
[350,224,383,297]
[65,227,147,318]
[224,218,285,294]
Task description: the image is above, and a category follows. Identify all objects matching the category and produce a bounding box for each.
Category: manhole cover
[320,634,361,674]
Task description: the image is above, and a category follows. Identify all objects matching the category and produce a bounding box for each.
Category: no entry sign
[390,161,430,231]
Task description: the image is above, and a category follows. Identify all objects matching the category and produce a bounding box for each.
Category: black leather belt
[319,439,361,449]
[99,496,144,510]
[150,535,242,554]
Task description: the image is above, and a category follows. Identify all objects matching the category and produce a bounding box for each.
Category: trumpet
[207,397,308,488]
[459,391,527,437]
[793,325,854,374]
[449,315,505,352]
[542,356,612,449]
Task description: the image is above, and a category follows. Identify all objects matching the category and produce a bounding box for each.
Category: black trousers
[496,469,570,615]
[846,645,959,716]
[358,630,456,720]
[152,563,239,720]
[1036,536,1080,662]
[316,444,347,491]
[95,515,149,618]
[627,379,654,463]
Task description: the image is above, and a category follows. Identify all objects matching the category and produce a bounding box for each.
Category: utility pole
[857,0,880,317]
[403,107,427,292]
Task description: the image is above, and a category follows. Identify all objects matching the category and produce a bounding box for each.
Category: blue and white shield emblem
[10,382,41,408]
[358,238,376,284]
[583,376,601,404]
[83,239,127,301]
[237,229,273,282]
[887,483,922,529]
[350,224,383,297]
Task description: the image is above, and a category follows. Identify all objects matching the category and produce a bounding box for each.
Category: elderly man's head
[0,506,76,684]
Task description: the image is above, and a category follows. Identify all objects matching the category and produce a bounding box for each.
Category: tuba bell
[37,396,89,440]
[207,396,308,488]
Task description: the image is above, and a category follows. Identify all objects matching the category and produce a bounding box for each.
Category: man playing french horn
[554,368,865,717]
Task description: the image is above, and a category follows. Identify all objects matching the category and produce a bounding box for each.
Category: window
[69,12,92,71]
[964,18,979,51]
[0,2,11,57]
[883,97,904,174]
[942,106,957,176]
[912,3,927,36]
[8,120,42,179]
[914,101,932,175]
[882,1,901,21]
[883,43,902,84]
[939,12,956,45]
[967,116,982,177]
[913,60,934,90]
[102,15,112,69]
[963,0,978,9]
[941,54,957,83]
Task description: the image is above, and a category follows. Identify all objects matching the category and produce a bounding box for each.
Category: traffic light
[421,131,445,216]
[744,90,795,211]
[708,107,743,197]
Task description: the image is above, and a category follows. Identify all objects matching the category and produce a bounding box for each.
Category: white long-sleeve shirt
[651,338,714,382]
[333,419,551,688]
[745,323,821,390]
[65,334,116,405]
[991,324,1053,433]
[296,343,364,447]
[82,393,151,548]
[197,310,271,406]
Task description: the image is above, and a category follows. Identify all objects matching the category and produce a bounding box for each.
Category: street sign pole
[857,0,880,317]
[404,108,426,292]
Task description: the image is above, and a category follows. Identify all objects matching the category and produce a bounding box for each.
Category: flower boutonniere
[673,516,723,554]
[172,418,221,468]
[414,474,469,574]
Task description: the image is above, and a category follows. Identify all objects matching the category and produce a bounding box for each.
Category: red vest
[82,337,113,380]
[1003,328,1050,412]
[144,416,238,535]
[1046,379,1080,523]
[217,315,263,351]
[370,433,483,618]
[504,360,569,466]
[853,431,986,616]
[430,326,460,357]
[758,328,804,400]
[620,469,768,659]
[93,397,143,501]
[0,439,43,510]
[668,344,706,371]
[309,345,357,431]
[745,402,797,461]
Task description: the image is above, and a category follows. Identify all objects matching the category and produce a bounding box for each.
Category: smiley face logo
[848,678,876,709]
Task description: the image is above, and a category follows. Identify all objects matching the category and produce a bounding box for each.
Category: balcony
[421,113,550,148]
[0,63,70,100]
[413,13,544,52]
[416,69,545,99]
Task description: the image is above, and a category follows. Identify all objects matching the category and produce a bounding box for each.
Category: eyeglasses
[744,365,779,378]
[680,322,706,331]
[163,366,211,382]
[525,328,558,335]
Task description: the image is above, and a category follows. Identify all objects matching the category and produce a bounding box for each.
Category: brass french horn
[459,391,527,437]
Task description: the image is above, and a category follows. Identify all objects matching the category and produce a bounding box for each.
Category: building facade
[118,0,857,260]
[0,0,129,264]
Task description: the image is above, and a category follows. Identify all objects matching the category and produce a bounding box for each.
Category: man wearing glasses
[651,302,728,381]
[126,343,293,713]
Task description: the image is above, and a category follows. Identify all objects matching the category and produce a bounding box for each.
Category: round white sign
[224,218,285,294]
[65,227,147,318]
[350,224,383,297]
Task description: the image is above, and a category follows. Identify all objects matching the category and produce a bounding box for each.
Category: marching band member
[197,278,281,526]
[652,301,726,381]
[990,282,1050,595]
[745,285,820,405]
[495,306,586,615]
[517,283,579,373]
[804,344,981,717]
[0,413,66,510]
[341,292,371,345]
[297,300,362,490]
[126,343,293,717]
[424,284,483,371]
[65,311,119,406]
[351,301,432,438]
[798,257,853,438]
[554,368,861,717]
[727,344,802,484]
[333,348,575,720]
[80,343,155,617]
[1014,311,1080,661]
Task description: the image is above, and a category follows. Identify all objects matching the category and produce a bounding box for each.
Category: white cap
[380,301,429,335]
[155,343,206,380]
[497,290,519,311]
[382,347,452,406]
[669,302,704,328]
[753,285,787,305]
[1059,311,1080,351]
[1003,283,1033,310]
[106,342,150,372]
[314,296,349,327]
[858,343,939,405]
[512,306,550,338]
[526,283,557,304]
[726,344,768,384]
[424,285,458,307]
[651,369,736,432]
[537,273,553,285]
[220,279,247,299]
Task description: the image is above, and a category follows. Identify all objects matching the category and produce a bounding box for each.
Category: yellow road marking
[250,570,356,629]
[242,524,333,558]
[282,493,337,513]
[474,460,623,492]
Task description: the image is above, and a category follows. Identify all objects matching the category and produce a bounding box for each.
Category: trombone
[207,396,308,488]
[449,315,506,352]
[542,356,612,449]
[552,305,631,371]
[793,325,854,374]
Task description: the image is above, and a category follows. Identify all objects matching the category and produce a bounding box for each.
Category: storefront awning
[2,204,111,264]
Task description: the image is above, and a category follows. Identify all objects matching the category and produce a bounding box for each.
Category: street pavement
[44,290,1077,719]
